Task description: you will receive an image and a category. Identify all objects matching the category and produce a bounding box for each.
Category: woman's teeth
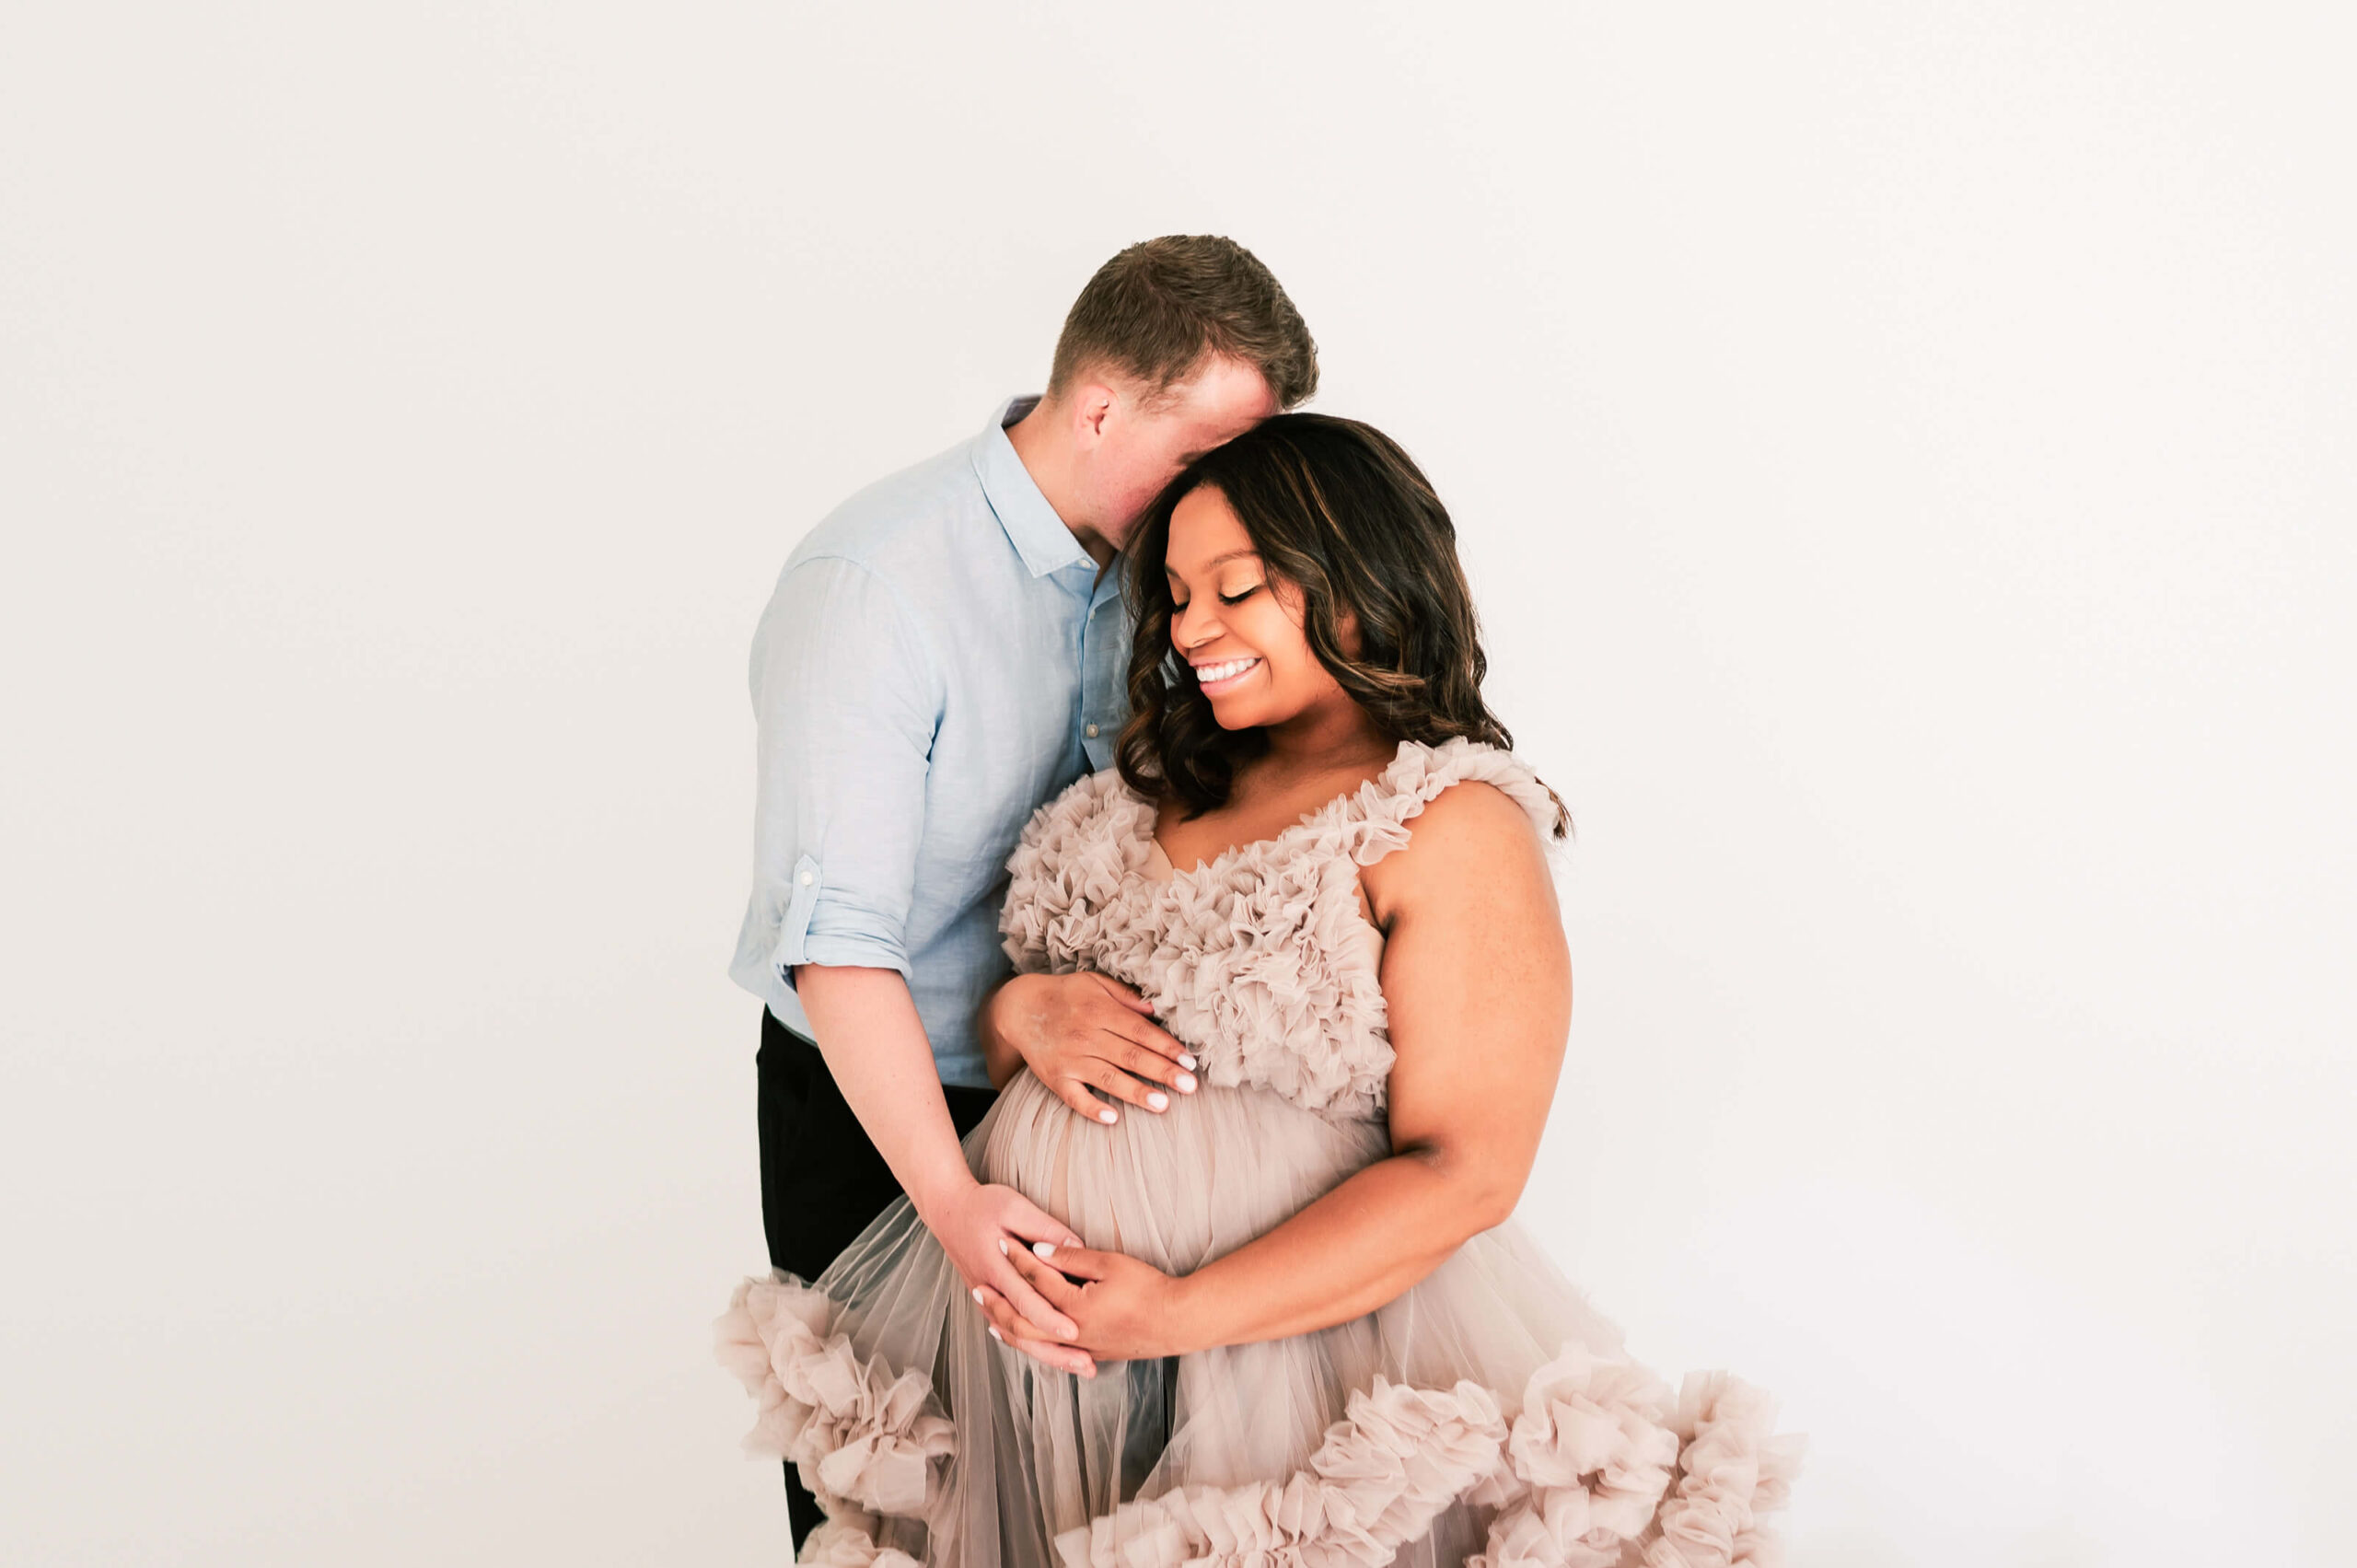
[1194,656,1261,686]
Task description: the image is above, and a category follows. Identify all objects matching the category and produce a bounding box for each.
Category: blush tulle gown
[717,738,1802,1568]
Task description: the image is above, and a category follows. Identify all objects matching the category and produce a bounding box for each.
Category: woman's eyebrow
[1166,549,1262,578]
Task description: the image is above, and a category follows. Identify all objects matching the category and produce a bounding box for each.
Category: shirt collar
[973,394,1093,578]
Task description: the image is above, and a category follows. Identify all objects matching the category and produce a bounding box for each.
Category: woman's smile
[1191,655,1262,694]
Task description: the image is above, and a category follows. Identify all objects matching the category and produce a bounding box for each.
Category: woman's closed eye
[1172,586,1263,612]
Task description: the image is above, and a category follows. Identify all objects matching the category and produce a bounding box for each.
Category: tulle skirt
[716,1071,1799,1568]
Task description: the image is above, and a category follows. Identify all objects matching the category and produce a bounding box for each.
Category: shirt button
[1085,723,1099,738]
[798,871,814,885]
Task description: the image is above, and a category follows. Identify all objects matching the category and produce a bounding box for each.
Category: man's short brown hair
[1047,236,1318,411]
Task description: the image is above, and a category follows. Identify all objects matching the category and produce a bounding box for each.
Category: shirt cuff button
[798,871,814,885]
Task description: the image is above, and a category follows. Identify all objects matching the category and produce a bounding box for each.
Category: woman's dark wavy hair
[1115,412,1570,838]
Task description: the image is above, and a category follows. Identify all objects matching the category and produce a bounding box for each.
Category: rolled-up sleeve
[732,555,941,999]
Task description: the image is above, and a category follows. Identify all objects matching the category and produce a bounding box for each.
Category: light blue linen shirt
[728,396,1131,1088]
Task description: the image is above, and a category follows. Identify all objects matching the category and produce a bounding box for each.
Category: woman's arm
[990,781,1572,1360]
[973,977,1034,1089]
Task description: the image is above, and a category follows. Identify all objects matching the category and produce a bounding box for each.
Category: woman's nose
[1173,602,1215,649]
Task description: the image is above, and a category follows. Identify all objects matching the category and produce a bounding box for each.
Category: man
[729,235,1318,1547]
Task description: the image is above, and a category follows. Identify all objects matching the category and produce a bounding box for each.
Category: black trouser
[757,1005,999,1550]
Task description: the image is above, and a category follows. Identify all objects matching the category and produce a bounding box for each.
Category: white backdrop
[5,5,2351,1564]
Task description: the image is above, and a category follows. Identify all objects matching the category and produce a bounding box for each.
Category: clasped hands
[966,970,1204,1376]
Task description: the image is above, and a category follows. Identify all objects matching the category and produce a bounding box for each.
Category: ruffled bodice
[997,737,1562,1119]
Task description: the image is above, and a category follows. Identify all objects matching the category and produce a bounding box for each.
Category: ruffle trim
[715,1300,1804,1568]
[1051,1344,1802,1568]
[1463,1350,1805,1568]
[1051,1376,1510,1568]
[1317,735,1567,872]
[1635,1374,1805,1568]
[714,1273,956,1520]
[996,738,1559,1117]
[1464,1343,1681,1567]
[795,1516,923,1568]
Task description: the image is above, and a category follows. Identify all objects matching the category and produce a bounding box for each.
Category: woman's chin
[1205,694,1259,730]
[1206,695,1299,731]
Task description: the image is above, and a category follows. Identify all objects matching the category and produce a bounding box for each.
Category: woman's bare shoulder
[1362,776,1553,917]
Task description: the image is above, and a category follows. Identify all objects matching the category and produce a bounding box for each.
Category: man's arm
[797,965,1089,1359]
[746,557,1088,1355]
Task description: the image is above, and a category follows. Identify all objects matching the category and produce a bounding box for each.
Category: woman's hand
[980,971,1199,1121]
[972,1243,1192,1365]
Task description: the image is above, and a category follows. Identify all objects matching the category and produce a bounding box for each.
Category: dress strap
[1329,738,1564,868]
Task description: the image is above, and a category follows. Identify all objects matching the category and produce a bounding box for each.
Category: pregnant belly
[975,1071,1389,1276]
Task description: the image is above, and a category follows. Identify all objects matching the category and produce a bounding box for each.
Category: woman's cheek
[1271,613,1322,691]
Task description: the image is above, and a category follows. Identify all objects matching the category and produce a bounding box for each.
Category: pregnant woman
[717,414,1801,1568]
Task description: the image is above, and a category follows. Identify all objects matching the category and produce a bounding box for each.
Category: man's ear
[1070,383,1117,447]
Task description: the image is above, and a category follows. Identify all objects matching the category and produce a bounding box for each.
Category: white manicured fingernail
[987,1326,1003,1342]
[1178,1053,1196,1070]
[1099,1109,1118,1124]
[1147,1092,1168,1110]
[997,1237,1009,1255]
[1032,1241,1056,1259]
[971,1286,985,1304]
[1177,1073,1197,1093]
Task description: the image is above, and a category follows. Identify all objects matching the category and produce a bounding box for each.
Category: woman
[717,415,1801,1568]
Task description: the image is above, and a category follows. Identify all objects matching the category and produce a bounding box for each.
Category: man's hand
[974,1242,1191,1365]
[916,1178,1101,1376]
[981,971,1198,1123]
